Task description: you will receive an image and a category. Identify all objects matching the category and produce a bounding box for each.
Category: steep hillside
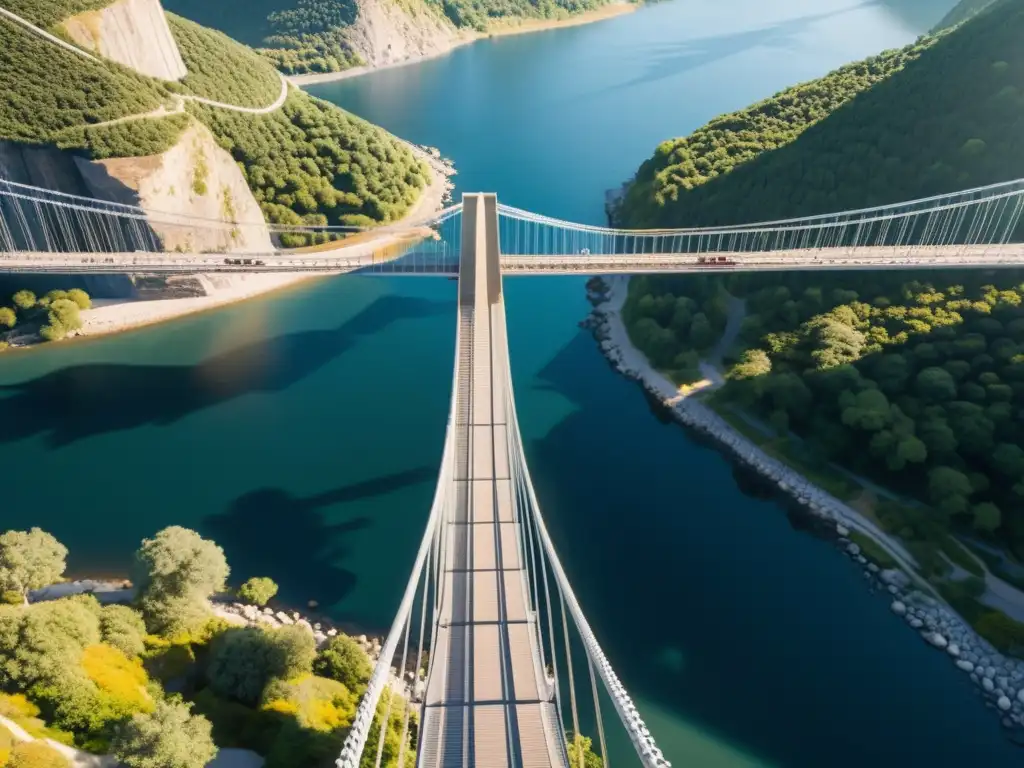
[0,0,429,233]
[615,1,1024,557]
[167,13,283,108]
[0,16,172,148]
[933,0,1001,31]
[616,0,1024,228]
[163,0,621,75]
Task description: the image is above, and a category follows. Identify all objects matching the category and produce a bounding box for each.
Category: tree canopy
[237,577,278,606]
[313,634,372,693]
[0,528,67,597]
[205,626,315,705]
[133,526,229,635]
[111,699,217,768]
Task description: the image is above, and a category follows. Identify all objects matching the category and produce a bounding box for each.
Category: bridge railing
[0,179,464,272]
[496,179,1024,262]
[501,354,670,768]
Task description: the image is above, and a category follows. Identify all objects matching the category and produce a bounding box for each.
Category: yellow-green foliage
[142,617,229,684]
[0,722,16,767]
[81,644,153,714]
[0,695,72,745]
[4,741,70,768]
[261,675,355,732]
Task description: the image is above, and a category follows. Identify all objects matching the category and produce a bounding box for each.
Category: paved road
[5,243,1024,275]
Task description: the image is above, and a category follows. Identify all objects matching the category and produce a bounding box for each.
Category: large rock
[927,632,948,650]
[78,123,272,254]
[62,0,187,81]
[880,569,911,590]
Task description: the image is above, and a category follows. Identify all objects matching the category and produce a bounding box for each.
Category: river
[2,0,1020,764]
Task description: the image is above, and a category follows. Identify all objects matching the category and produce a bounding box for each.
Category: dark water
[3,0,1019,764]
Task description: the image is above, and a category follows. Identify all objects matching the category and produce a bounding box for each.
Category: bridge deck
[2,243,1022,274]
[418,195,565,768]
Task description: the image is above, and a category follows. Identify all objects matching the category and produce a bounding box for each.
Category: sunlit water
[2,0,1019,764]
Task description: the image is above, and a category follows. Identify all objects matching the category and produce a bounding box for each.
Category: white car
[580,248,591,255]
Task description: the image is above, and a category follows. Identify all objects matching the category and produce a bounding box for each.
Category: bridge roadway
[1,243,1023,275]
[418,194,566,768]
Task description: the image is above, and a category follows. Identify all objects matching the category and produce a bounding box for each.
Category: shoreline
[288,2,638,87]
[5,141,455,352]
[587,275,1024,733]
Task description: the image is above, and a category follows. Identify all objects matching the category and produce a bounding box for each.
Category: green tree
[840,389,891,431]
[206,625,314,705]
[112,699,217,768]
[100,605,147,659]
[47,300,81,332]
[973,502,1002,533]
[12,290,35,311]
[916,367,957,402]
[566,733,603,768]
[991,443,1024,478]
[0,528,67,597]
[0,307,15,329]
[133,527,229,635]
[38,321,66,342]
[728,349,771,380]
[65,289,91,310]
[313,634,372,692]
[237,577,278,607]
[928,466,972,516]
[273,624,316,679]
[688,312,716,350]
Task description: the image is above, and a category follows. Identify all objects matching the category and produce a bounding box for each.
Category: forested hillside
[617,1,1024,563]
[164,0,618,75]
[1,0,115,27]
[616,0,1024,228]
[190,92,428,229]
[0,1,429,229]
[933,0,1000,31]
[168,15,283,109]
[0,17,171,147]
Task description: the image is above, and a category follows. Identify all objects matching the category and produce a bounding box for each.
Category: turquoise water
[3,0,1021,764]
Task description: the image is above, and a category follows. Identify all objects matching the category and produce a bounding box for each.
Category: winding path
[0,5,290,115]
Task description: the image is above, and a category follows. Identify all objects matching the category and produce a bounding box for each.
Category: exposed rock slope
[77,122,272,253]
[345,0,461,67]
[62,0,187,81]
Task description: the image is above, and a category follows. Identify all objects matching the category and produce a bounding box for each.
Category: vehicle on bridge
[223,258,266,266]
[696,255,736,267]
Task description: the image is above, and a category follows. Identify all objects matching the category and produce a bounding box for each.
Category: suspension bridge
[1,177,1023,275]
[3,176,1024,768]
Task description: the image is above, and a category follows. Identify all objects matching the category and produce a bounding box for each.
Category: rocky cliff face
[62,0,187,81]
[345,0,462,68]
[77,122,272,254]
